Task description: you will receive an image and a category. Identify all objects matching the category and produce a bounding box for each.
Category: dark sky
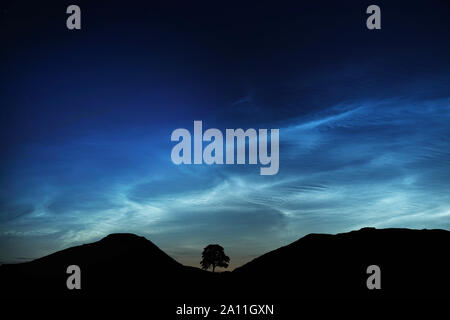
[0,0,449,269]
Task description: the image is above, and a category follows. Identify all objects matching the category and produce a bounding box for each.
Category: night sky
[0,0,449,269]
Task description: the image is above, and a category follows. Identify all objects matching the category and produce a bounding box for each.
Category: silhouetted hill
[0,233,211,298]
[30,233,181,269]
[1,228,449,299]
[233,227,450,298]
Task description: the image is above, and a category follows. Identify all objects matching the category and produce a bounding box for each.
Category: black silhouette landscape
[1,228,449,299]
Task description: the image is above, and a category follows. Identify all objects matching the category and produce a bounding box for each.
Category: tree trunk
[212,264,216,273]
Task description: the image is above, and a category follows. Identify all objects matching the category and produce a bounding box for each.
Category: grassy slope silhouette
[1,228,449,299]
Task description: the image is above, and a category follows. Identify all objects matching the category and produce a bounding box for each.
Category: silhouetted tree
[200,244,230,272]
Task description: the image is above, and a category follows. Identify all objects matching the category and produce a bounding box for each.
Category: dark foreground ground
[1,227,449,303]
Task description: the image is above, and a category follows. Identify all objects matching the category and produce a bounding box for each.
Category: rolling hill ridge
[1,227,449,299]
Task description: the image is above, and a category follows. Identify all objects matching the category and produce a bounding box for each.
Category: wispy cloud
[0,97,449,267]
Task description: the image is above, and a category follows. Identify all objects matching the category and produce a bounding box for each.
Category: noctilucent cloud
[1,1,449,269]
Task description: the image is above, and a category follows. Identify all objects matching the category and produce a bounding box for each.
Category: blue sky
[0,0,449,269]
